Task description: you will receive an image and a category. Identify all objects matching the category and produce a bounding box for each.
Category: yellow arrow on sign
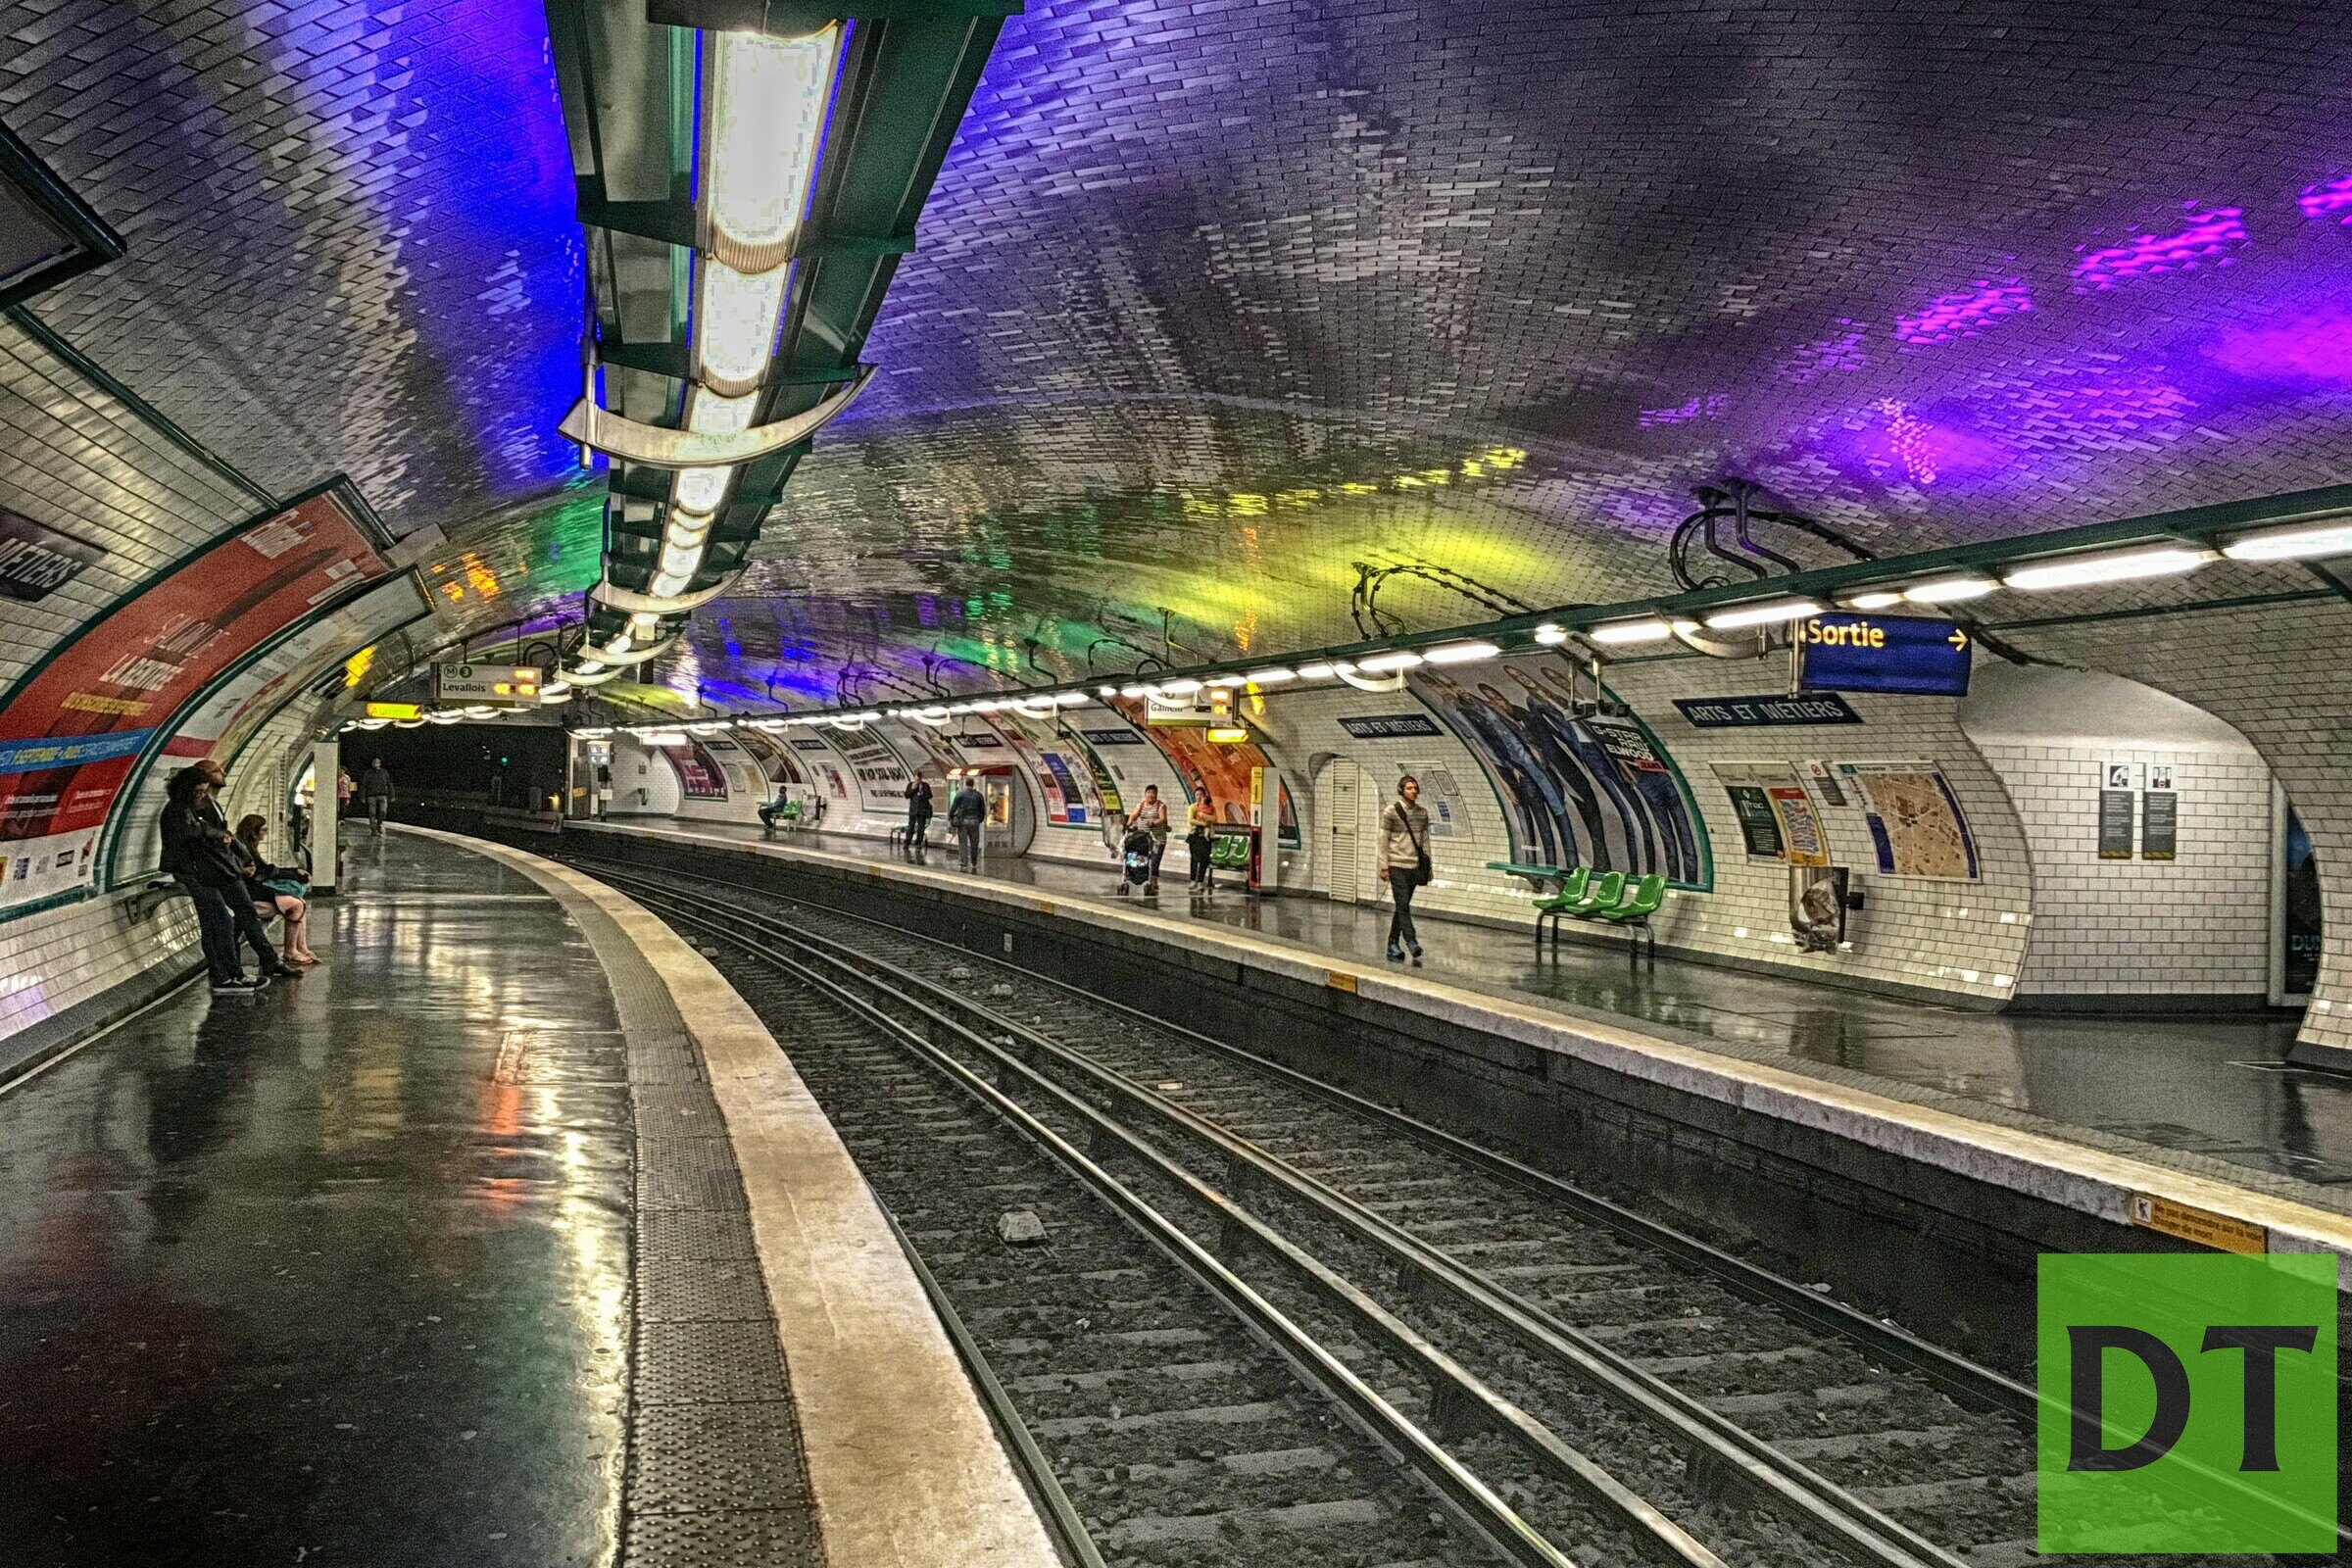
[1947,628,1970,651]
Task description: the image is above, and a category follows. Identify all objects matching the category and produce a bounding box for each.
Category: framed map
[1840,761,1978,880]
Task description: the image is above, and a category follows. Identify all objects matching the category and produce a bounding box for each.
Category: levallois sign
[1797,612,1972,697]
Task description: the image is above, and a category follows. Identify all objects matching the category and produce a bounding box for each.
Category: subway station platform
[579,819,2352,1305]
[0,829,1054,1568]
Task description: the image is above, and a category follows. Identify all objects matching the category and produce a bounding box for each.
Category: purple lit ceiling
[6,0,2350,702]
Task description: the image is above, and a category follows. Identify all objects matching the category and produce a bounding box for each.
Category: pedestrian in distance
[948,777,987,872]
[360,757,394,836]
[1185,797,1216,890]
[336,765,354,820]
[1126,784,1171,895]
[905,773,935,856]
[1377,774,1433,966]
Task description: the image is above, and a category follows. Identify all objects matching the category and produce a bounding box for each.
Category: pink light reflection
[2073,207,2246,292]
[1895,278,2031,345]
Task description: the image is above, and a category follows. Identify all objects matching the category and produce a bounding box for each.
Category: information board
[2141,790,2178,860]
[1796,613,1972,697]
[0,505,103,602]
[2098,789,2135,858]
[1338,713,1444,740]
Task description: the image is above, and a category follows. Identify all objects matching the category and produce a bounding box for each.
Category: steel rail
[604,865,1959,1568]
[876,1204,1107,1568]
[623,881,1591,1568]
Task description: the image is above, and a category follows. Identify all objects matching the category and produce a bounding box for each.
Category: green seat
[780,800,803,820]
[1557,869,1624,917]
[1592,873,1665,923]
[1220,836,1247,868]
[1532,866,1592,911]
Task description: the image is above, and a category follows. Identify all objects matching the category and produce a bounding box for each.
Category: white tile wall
[0,887,198,1053]
[1978,742,2272,998]
[2002,601,2352,1054]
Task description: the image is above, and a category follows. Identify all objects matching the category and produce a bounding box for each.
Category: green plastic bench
[1589,872,1666,966]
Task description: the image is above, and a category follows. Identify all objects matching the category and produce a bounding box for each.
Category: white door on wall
[1321,760,1361,902]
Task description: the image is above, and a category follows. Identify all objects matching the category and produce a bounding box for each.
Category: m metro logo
[2037,1253,2336,1553]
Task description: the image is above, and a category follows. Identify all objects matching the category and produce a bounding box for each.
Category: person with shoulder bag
[1377,775,1433,966]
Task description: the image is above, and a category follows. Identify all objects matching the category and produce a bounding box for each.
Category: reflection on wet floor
[677,823,2352,1196]
[0,832,630,1567]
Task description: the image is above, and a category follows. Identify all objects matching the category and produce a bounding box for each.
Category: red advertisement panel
[0,488,388,906]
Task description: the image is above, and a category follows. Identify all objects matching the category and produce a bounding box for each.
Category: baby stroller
[1116,826,1156,896]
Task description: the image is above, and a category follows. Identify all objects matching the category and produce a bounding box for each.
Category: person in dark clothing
[162,766,283,993]
[360,758,394,836]
[904,775,935,855]
[195,760,298,984]
[234,814,320,965]
[947,779,986,872]
[1377,774,1433,966]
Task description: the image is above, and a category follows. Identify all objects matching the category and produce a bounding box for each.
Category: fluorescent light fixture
[909,712,948,726]
[2221,519,2352,563]
[695,259,791,391]
[921,706,949,716]
[1205,674,1247,689]
[948,704,975,715]
[1421,641,1499,664]
[1532,623,1568,646]
[1355,650,1424,672]
[1096,685,1117,698]
[1587,618,1674,646]
[1158,677,1203,695]
[539,680,571,698]
[574,727,612,738]
[1702,599,1821,630]
[973,700,1003,713]
[644,730,689,746]
[2001,547,2206,592]
[1118,684,1149,699]
[1840,590,1905,611]
[673,468,730,514]
[1902,576,1996,604]
[689,722,729,735]
[704,26,838,267]
[1294,662,1346,680]
[1012,698,1055,716]
[1054,692,1091,707]
[1244,666,1297,684]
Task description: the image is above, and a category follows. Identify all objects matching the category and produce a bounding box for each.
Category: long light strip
[2001,547,2206,592]
[2221,519,2352,562]
[1701,598,1820,630]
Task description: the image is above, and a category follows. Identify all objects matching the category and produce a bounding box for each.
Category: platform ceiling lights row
[561,24,852,692]
[1577,514,2352,646]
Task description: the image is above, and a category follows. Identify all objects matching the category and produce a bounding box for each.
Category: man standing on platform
[905,773,935,856]
[360,758,395,837]
[948,777,986,873]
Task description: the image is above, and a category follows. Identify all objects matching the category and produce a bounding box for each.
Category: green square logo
[2037,1252,2337,1553]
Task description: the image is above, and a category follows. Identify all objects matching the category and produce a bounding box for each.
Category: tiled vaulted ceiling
[8,0,2351,707]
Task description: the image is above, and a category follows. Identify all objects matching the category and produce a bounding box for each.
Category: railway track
[579,852,2328,1568]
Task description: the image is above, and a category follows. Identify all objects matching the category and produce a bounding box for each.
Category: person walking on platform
[1377,774,1433,967]
[336,765,354,821]
[1126,785,1170,894]
[360,757,394,836]
[905,774,935,856]
[1185,797,1216,890]
[948,777,986,872]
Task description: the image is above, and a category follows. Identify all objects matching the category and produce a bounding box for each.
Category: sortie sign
[1796,613,1973,698]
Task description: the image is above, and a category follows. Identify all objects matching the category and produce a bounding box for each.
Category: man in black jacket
[163,763,292,993]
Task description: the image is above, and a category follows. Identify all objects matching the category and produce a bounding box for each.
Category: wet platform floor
[0,832,794,1567]
[656,820,2352,1202]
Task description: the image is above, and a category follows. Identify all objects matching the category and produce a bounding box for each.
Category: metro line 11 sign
[1796,612,1973,698]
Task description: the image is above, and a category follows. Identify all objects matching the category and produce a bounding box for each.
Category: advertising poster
[1840,761,1979,880]
[0,484,391,908]
[731,728,804,786]
[990,710,1117,830]
[2283,808,2320,998]
[835,730,911,814]
[660,741,729,799]
[112,572,430,881]
[1108,699,1300,846]
[1768,785,1830,867]
[1414,656,1705,885]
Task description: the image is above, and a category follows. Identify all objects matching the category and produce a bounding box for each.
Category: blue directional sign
[1796,612,1973,697]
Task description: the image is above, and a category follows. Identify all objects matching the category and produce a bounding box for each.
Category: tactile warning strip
[547,890,819,1565]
